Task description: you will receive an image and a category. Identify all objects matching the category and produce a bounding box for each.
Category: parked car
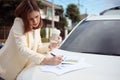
[17,15,120,80]
[100,6,120,15]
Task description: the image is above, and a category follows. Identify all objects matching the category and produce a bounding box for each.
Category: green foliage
[40,27,46,38]
[66,3,81,24]
[41,38,49,42]
[37,0,44,9]
[60,16,68,27]
[57,15,68,30]
[0,0,22,26]
[40,27,50,42]
[55,6,64,15]
[55,6,68,32]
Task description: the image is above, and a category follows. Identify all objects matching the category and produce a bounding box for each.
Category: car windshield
[59,20,120,56]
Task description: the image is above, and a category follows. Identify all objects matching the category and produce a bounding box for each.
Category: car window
[60,20,120,56]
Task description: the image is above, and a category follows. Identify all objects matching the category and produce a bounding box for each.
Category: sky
[47,0,120,15]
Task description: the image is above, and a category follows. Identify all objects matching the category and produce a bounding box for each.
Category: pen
[50,53,56,57]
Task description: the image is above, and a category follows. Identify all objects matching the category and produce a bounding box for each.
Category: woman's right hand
[41,56,63,65]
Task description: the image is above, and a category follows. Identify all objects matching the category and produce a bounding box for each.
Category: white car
[17,15,120,80]
[100,6,120,15]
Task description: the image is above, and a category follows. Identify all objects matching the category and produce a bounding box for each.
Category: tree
[55,6,68,39]
[0,0,22,26]
[66,3,81,27]
[55,6,68,29]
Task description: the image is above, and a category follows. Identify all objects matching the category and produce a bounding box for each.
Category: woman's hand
[41,55,63,65]
[49,36,62,50]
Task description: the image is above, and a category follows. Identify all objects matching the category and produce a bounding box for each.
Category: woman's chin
[33,26,38,28]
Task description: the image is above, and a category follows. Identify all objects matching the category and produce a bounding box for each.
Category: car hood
[52,48,120,80]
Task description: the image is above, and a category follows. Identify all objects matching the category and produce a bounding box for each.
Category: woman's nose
[33,19,37,24]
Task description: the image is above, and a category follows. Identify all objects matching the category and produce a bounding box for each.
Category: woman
[0,0,62,80]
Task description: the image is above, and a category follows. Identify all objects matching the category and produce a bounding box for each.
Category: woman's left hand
[49,36,62,50]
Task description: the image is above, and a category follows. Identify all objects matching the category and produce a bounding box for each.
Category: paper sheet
[40,49,92,75]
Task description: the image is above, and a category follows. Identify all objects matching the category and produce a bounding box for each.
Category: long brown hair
[15,0,43,33]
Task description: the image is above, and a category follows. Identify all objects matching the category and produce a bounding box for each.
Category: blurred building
[40,0,62,27]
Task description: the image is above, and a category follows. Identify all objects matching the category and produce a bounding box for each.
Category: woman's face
[27,11,40,28]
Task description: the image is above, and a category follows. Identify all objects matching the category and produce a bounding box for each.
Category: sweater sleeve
[12,17,45,64]
[37,42,50,54]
